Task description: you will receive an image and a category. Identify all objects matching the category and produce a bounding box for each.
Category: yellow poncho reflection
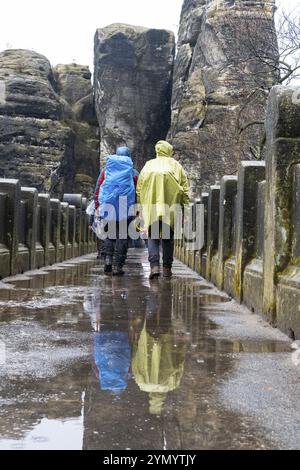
[132,320,187,416]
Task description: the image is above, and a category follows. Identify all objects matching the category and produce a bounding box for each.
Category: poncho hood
[155,140,173,158]
[116,146,132,159]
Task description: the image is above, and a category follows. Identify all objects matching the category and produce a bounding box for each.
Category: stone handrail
[0,180,96,279]
[175,85,300,339]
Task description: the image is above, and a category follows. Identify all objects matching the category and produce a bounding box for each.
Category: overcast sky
[0,0,183,69]
[0,0,298,70]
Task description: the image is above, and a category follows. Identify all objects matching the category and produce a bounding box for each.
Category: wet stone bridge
[0,250,299,450]
[0,85,299,450]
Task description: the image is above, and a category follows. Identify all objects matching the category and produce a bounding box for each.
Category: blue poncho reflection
[94,332,131,393]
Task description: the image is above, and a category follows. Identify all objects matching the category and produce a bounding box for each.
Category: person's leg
[162,223,174,277]
[96,239,103,260]
[100,242,106,259]
[114,238,128,275]
[148,221,161,278]
[104,238,115,274]
[162,239,174,265]
[113,220,129,275]
[148,238,160,266]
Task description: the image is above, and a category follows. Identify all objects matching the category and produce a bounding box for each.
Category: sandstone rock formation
[54,64,99,196]
[0,50,73,193]
[0,3,279,198]
[170,0,278,196]
[94,24,175,169]
[0,50,98,197]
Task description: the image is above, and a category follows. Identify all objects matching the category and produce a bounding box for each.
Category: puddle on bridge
[0,251,296,450]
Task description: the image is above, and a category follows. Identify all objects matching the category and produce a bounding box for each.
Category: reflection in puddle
[0,253,293,450]
[198,294,230,304]
[0,414,84,450]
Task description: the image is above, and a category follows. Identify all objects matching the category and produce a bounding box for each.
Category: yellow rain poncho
[132,321,187,415]
[136,141,190,229]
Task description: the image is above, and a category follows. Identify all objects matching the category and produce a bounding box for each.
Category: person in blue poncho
[94,147,139,276]
[94,331,131,394]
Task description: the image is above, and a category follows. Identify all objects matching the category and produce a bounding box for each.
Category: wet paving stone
[0,250,299,450]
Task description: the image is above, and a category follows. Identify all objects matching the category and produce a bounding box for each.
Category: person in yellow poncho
[136,141,190,279]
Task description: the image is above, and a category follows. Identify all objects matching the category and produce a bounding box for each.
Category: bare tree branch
[222,4,300,159]
[238,121,265,135]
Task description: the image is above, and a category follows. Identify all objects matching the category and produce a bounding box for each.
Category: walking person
[89,155,108,260]
[136,141,190,279]
[96,146,138,276]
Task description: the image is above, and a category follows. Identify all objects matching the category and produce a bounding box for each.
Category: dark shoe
[163,267,173,278]
[104,264,112,275]
[113,267,125,276]
[149,266,160,280]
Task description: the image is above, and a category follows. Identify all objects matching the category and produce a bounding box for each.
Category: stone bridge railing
[0,180,96,279]
[175,85,300,339]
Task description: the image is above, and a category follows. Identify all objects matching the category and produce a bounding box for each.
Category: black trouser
[103,221,129,268]
[148,221,174,268]
[96,239,105,257]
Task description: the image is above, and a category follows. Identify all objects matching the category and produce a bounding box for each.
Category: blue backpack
[99,155,136,221]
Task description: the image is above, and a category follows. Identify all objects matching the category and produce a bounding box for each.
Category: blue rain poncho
[99,153,136,222]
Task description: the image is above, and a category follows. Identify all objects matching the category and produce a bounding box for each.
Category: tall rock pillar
[170,0,278,196]
[94,24,175,169]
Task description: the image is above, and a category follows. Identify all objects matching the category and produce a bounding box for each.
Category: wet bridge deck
[0,251,299,450]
